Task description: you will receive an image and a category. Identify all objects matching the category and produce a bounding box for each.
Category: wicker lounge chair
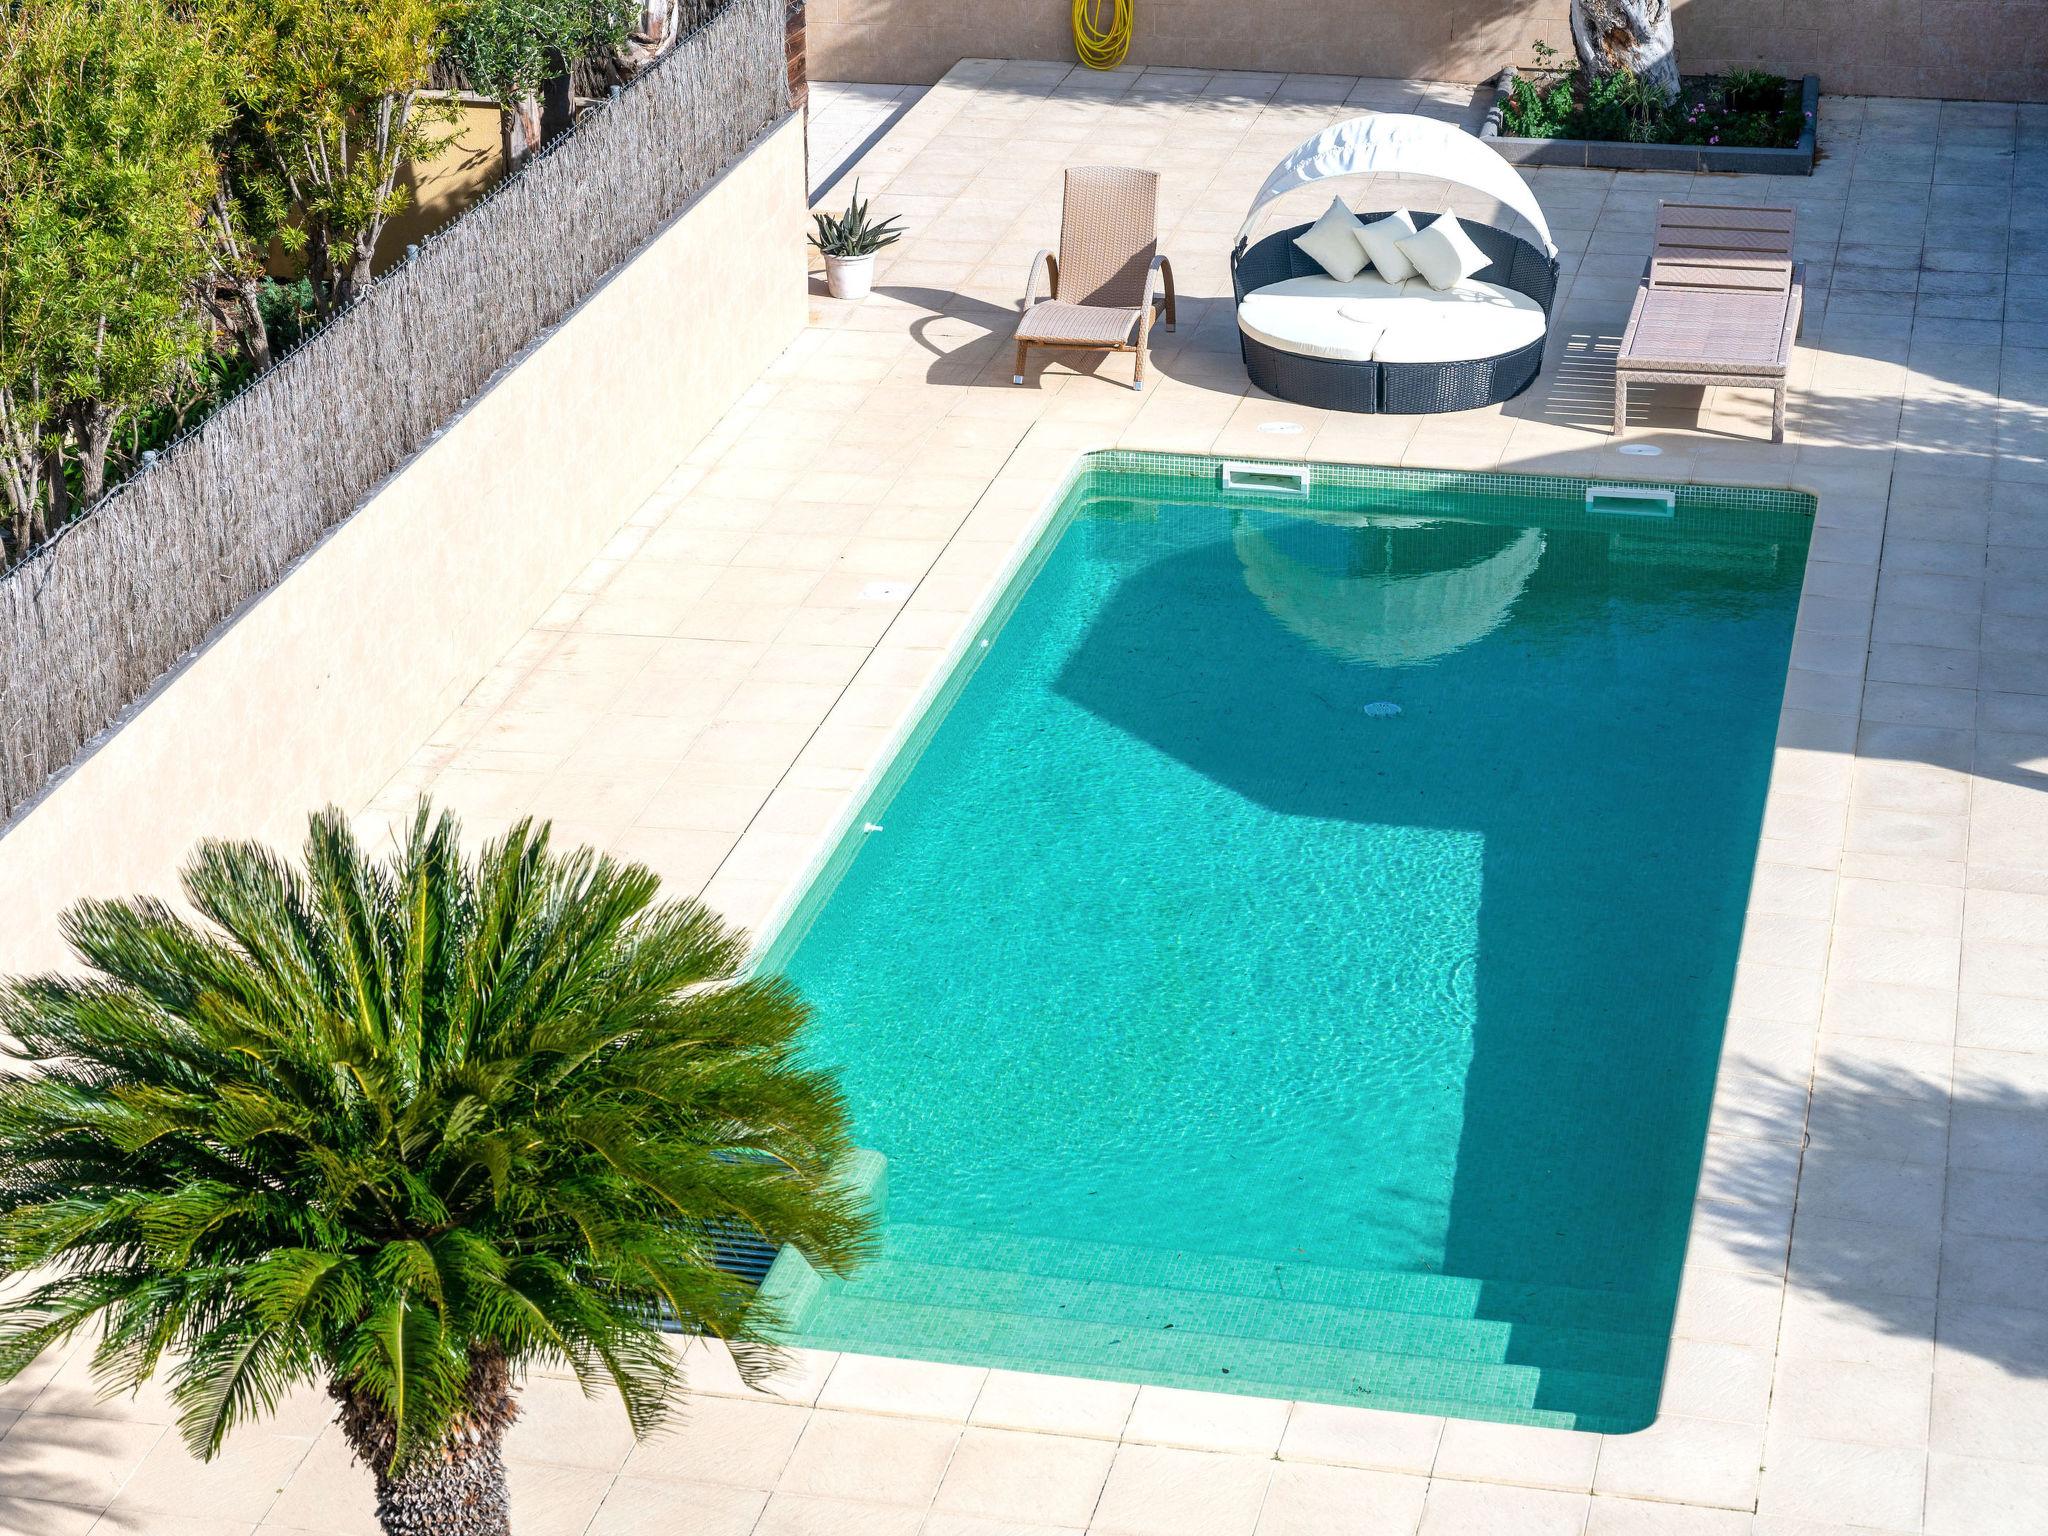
[1015,166,1175,391]
[1614,202,1803,442]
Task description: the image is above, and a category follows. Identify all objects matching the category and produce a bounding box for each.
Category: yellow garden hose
[1072,0,1133,70]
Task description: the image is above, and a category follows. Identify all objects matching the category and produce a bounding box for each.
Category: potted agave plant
[809,181,904,300]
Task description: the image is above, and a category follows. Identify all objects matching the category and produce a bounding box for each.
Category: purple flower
[1709,134,1720,144]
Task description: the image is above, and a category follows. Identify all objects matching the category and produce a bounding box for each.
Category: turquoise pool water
[762,452,1812,1432]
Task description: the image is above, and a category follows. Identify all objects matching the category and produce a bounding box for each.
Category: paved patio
[5,57,2047,1536]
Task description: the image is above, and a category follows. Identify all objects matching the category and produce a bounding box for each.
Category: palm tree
[0,805,871,1536]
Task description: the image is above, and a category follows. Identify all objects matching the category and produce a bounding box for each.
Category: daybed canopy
[1237,114,1557,258]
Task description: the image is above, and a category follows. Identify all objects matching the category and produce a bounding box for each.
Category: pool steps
[776,1222,1669,1434]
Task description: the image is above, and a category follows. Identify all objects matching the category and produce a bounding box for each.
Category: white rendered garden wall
[0,116,809,973]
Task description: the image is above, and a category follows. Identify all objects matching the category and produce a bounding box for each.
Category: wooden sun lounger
[1613,203,1803,443]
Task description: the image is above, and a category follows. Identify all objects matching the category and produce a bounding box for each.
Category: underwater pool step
[877,1224,1674,1340]
[785,1289,1657,1433]
[825,1256,1671,1380]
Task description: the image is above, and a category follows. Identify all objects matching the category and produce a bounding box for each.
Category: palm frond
[0,798,874,1477]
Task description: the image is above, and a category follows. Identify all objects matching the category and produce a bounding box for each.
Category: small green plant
[808,181,905,258]
[1499,51,1805,151]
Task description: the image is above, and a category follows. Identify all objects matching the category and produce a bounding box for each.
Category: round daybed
[1230,115,1560,415]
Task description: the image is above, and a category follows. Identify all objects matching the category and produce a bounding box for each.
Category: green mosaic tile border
[1084,447,1818,524]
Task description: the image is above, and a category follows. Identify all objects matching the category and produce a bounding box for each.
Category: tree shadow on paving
[1709,1055,2048,1382]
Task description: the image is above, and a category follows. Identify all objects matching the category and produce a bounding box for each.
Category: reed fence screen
[0,0,788,825]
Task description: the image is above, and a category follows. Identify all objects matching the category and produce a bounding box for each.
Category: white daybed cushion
[1356,211,1419,282]
[1237,276,1544,366]
[1237,273,1413,361]
[1292,197,1373,282]
[1397,213,1491,291]
[1372,281,1546,363]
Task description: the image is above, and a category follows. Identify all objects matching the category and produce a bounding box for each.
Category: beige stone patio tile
[1769,1358,1933,1448]
[496,1460,616,1536]
[1657,1340,1775,1425]
[1821,978,1958,1043]
[1120,1387,1290,1456]
[584,1475,766,1536]
[1253,1461,1427,1535]
[1796,1149,1946,1229]
[104,1428,317,1525]
[1924,1451,2048,1535]
[1590,1414,1763,1510]
[1090,1444,1271,1536]
[1813,1033,1952,1106]
[258,1427,378,1536]
[1963,940,2048,1001]
[531,757,676,829]
[1584,1498,1747,1534]
[673,1339,839,1406]
[776,1410,958,1504]
[1430,1419,1600,1491]
[930,1427,1115,1526]
[968,1371,1137,1440]
[922,1515,1085,1536]
[1756,1432,1927,1527]
[94,1510,256,1536]
[32,1354,177,1428]
[1739,912,1832,971]
[1836,876,1966,933]
[1930,1354,2048,1464]
[1747,862,1839,921]
[754,1491,927,1535]
[620,1395,811,1489]
[1828,924,1962,991]
[1416,1477,1590,1536]
[501,1374,640,1472]
[816,1355,987,1421]
[0,1499,98,1536]
[1777,1286,1936,1372]
[0,1413,164,1513]
[1954,992,2048,1053]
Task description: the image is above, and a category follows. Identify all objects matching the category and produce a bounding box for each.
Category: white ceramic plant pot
[824,252,876,300]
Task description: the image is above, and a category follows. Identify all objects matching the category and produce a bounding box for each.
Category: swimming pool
[759,451,1812,1433]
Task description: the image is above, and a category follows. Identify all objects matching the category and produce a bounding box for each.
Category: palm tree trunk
[332,1350,520,1536]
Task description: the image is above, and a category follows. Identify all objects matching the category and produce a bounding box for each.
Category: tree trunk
[70,403,119,507]
[331,1349,521,1536]
[40,441,67,535]
[540,63,575,141]
[235,276,272,370]
[501,93,544,169]
[1570,0,1679,99]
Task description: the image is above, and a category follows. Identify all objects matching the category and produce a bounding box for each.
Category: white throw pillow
[1292,197,1371,282]
[1396,213,1490,291]
[1355,210,1419,282]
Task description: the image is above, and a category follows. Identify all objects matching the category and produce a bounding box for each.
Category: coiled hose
[1072,0,1133,70]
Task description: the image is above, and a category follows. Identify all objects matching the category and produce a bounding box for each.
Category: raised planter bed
[1480,72,1819,176]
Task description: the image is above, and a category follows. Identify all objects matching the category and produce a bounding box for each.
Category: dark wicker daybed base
[1230,213,1559,415]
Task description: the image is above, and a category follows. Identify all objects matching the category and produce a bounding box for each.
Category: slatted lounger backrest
[1648,202,1797,293]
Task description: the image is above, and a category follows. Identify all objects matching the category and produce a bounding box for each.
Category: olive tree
[1570,0,1679,99]
[205,0,459,314]
[450,0,639,167]
[0,0,225,555]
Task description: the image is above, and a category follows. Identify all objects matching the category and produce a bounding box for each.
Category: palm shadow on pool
[1049,498,1809,1432]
